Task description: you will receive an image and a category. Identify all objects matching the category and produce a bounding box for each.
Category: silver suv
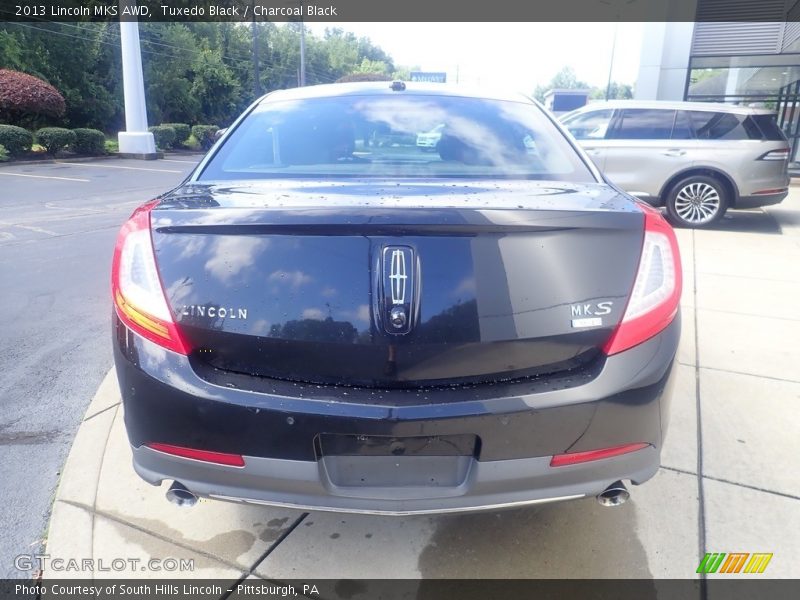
[560,100,790,227]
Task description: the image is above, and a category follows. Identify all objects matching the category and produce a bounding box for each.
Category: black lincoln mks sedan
[112,82,681,514]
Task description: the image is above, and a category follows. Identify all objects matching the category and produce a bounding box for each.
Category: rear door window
[672,111,693,140]
[689,111,755,140]
[609,109,676,140]
[562,109,613,140]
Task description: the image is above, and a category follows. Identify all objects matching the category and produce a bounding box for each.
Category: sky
[304,22,645,93]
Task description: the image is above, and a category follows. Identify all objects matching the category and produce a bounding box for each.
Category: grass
[104,139,119,154]
[182,134,201,151]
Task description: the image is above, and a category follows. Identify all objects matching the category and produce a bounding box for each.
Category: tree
[0,23,123,131]
[0,22,399,131]
[0,69,66,128]
[533,67,590,102]
[336,73,392,83]
[189,48,241,125]
[590,82,634,100]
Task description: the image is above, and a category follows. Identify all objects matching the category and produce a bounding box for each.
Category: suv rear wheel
[665,175,727,228]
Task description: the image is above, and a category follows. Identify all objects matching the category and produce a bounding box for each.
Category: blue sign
[410,71,447,83]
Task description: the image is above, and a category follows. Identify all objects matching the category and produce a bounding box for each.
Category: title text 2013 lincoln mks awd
[112,82,682,514]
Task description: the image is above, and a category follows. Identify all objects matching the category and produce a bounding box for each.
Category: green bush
[0,144,8,162]
[148,125,176,150]
[191,125,219,150]
[0,124,33,156]
[162,123,190,146]
[183,134,201,151]
[36,127,76,155]
[71,128,106,155]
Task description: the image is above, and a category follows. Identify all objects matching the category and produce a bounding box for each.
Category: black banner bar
[0,0,795,23]
[2,579,800,600]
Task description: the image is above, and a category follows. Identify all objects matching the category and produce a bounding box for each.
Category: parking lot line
[0,172,90,183]
[0,222,58,236]
[54,162,182,174]
[159,159,201,164]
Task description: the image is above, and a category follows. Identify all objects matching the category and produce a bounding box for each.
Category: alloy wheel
[673,182,721,225]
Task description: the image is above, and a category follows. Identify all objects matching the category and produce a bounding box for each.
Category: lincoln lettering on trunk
[181,305,248,320]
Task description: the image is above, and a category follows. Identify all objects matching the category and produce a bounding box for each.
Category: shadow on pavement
[703,210,782,235]
[416,498,652,579]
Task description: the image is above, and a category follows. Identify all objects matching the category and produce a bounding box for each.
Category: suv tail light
[602,205,682,355]
[111,201,190,355]
[758,149,790,161]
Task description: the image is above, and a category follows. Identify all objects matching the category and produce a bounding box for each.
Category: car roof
[569,99,775,116]
[259,82,534,104]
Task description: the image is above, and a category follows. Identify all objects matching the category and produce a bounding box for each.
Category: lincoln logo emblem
[381,246,416,335]
[389,249,407,305]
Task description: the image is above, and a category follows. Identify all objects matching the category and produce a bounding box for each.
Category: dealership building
[636,0,800,160]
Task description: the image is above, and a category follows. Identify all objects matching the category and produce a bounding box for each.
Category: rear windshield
[749,114,788,141]
[198,94,595,182]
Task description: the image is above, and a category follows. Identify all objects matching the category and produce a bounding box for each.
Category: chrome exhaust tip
[165,481,198,508]
[597,480,629,507]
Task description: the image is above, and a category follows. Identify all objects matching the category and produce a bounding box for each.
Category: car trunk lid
[150,179,644,387]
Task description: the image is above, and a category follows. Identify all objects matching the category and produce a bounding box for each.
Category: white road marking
[159,159,201,164]
[0,172,90,183]
[0,232,16,241]
[15,224,58,236]
[55,162,181,174]
[44,202,103,213]
[0,221,58,235]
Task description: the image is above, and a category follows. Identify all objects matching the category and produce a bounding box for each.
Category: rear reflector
[147,443,245,467]
[602,204,682,355]
[752,187,788,196]
[550,442,650,467]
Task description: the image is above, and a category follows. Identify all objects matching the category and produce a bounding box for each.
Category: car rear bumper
[736,190,788,209]
[114,314,679,514]
[132,442,660,515]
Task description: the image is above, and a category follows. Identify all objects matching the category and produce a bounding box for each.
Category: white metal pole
[118,1,156,156]
[299,19,306,87]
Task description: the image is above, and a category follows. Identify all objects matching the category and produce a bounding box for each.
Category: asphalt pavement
[0,157,200,577]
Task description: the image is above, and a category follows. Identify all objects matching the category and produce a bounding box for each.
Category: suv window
[750,114,788,141]
[562,109,613,140]
[609,109,676,140]
[672,111,693,140]
[689,111,755,140]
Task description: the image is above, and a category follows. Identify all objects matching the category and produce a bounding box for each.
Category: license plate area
[317,433,478,458]
[317,434,478,491]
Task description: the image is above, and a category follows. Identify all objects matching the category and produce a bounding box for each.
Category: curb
[41,369,287,580]
[1,156,122,167]
[44,369,121,580]
[0,152,204,167]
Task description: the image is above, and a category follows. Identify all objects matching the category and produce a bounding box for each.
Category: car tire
[665,175,728,228]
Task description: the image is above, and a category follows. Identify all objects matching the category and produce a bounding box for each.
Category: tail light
[111,201,190,355]
[602,205,682,355]
[758,149,790,161]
